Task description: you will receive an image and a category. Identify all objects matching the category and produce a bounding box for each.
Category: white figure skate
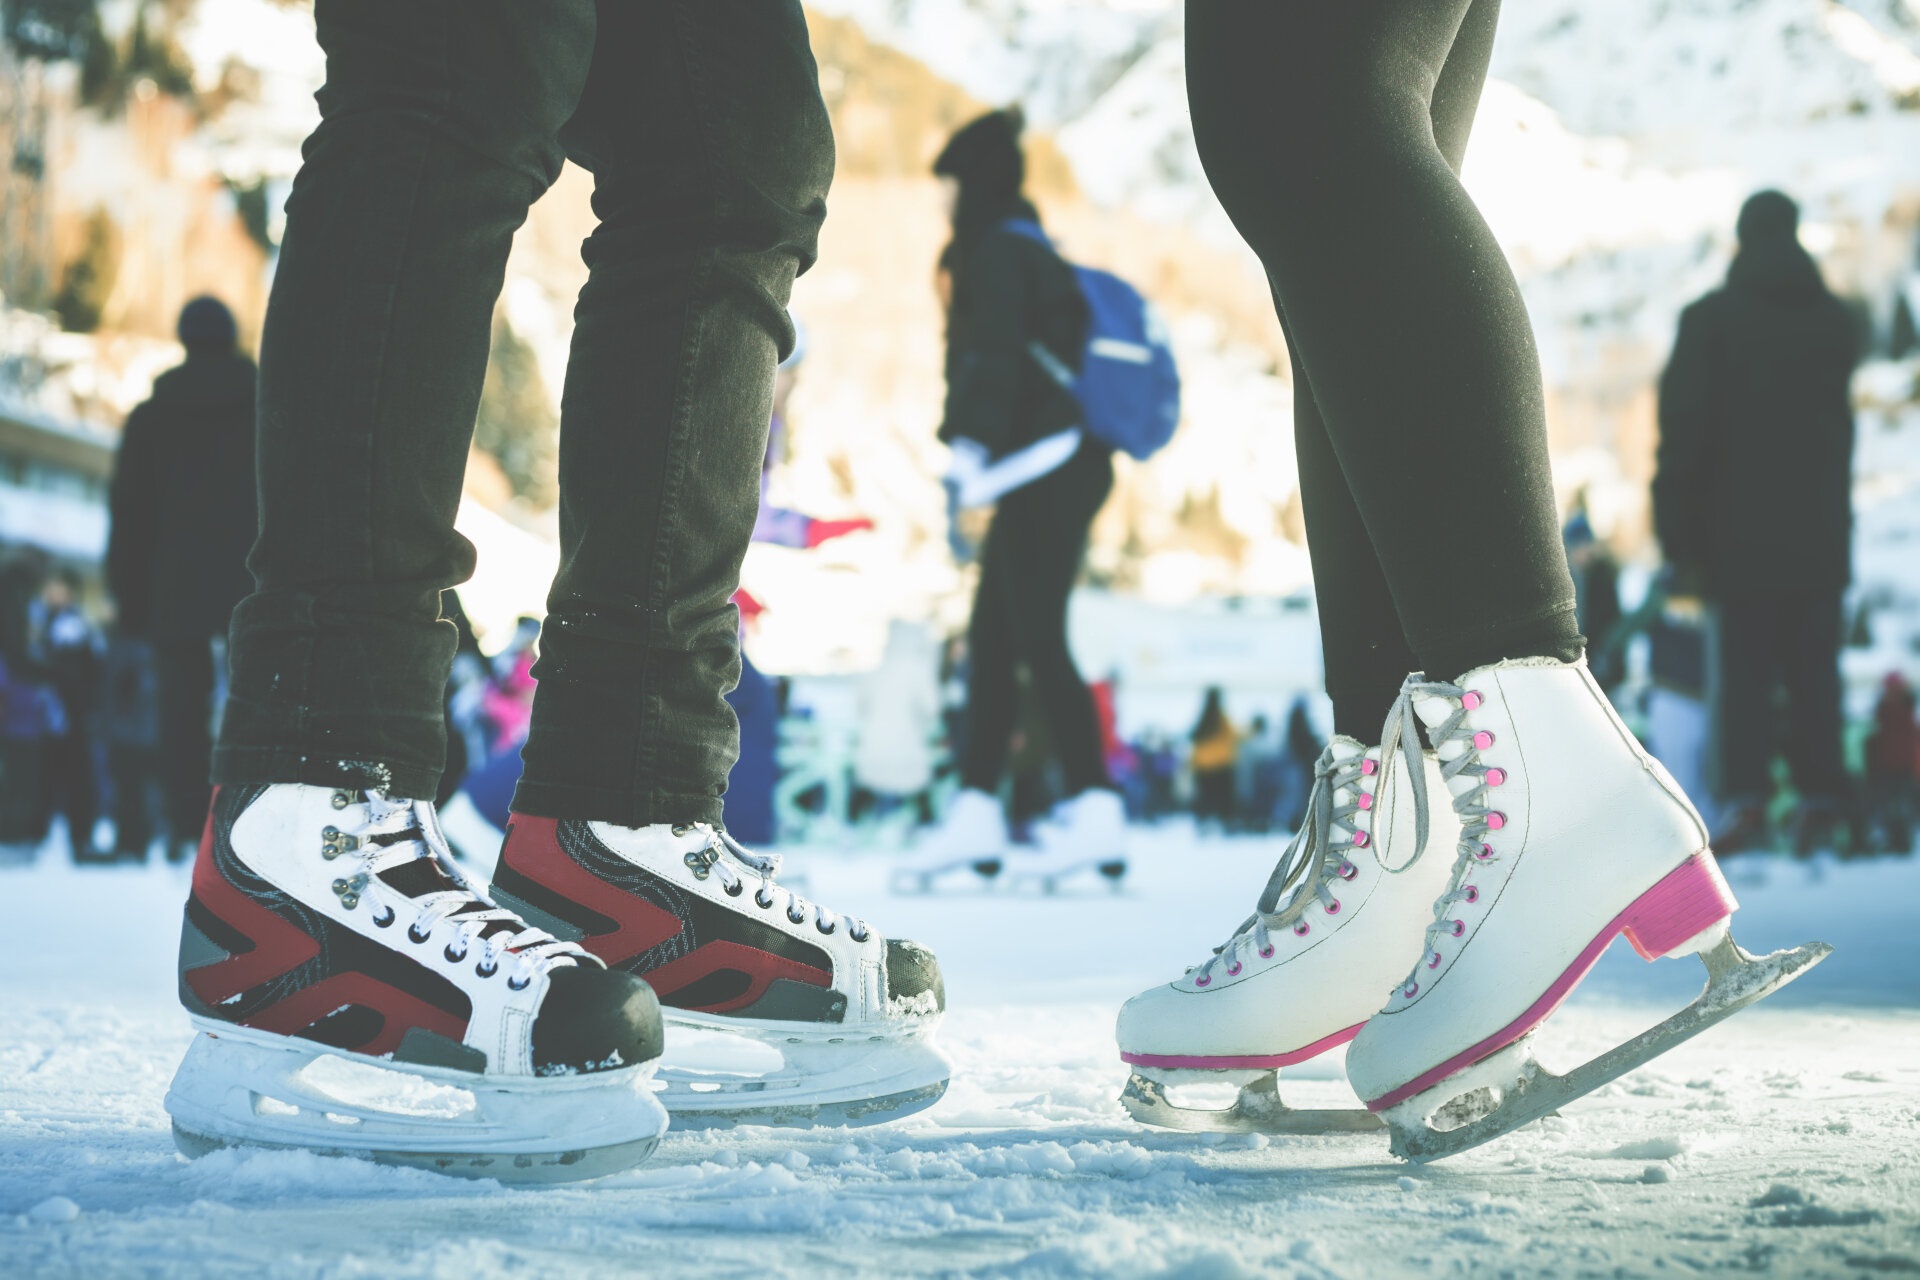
[492,815,950,1128]
[1007,788,1128,893]
[1344,659,1832,1163]
[1117,736,1456,1132]
[166,785,668,1182]
[891,787,1007,894]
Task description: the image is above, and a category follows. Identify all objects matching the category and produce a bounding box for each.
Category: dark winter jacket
[939,203,1090,462]
[1654,232,1856,598]
[107,352,258,639]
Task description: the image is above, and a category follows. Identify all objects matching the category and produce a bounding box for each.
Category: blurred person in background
[1189,686,1239,831]
[913,109,1122,874]
[1655,190,1858,856]
[98,619,162,863]
[36,569,104,861]
[1562,493,1622,692]
[0,555,62,857]
[106,295,257,862]
[1863,673,1917,854]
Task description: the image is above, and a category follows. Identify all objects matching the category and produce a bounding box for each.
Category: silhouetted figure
[106,296,257,861]
[1655,190,1857,853]
[1189,686,1238,830]
[37,568,103,861]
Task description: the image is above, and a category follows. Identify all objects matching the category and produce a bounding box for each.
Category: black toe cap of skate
[885,938,946,1014]
[531,965,664,1076]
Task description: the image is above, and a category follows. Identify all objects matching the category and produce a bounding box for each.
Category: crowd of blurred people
[3,186,1919,866]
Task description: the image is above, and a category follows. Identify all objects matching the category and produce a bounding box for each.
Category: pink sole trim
[1365,852,1737,1112]
[1122,1021,1367,1071]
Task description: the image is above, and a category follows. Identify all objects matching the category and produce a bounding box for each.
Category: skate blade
[1385,933,1832,1164]
[165,1023,669,1183]
[886,861,1001,896]
[1121,1070,1384,1135]
[171,1121,663,1184]
[657,1015,951,1129]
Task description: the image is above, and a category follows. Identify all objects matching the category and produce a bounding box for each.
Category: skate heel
[1618,852,1738,962]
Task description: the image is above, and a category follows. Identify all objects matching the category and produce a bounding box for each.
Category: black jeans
[960,440,1113,797]
[215,0,833,826]
[1187,1,1582,738]
[1716,590,1848,805]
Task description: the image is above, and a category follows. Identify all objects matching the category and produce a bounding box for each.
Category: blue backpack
[999,219,1180,461]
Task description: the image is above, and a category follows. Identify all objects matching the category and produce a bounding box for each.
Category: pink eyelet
[1359,758,1377,776]
[1226,961,1241,976]
[1337,860,1357,880]
[1427,951,1442,969]
[1403,980,1419,997]
[1485,768,1507,787]
[1195,975,1211,987]
[1351,830,1371,848]
[1356,792,1373,810]
[1472,730,1495,751]
[1259,945,1274,959]
[1463,885,1479,903]
[1450,919,1465,937]
[1294,922,1311,937]
[1485,811,1507,831]
[1324,898,1341,915]
[1475,842,1494,860]
[1462,691,1483,710]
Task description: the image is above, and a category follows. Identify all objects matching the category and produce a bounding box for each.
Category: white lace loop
[1380,678,1503,990]
[340,793,594,989]
[688,826,870,942]
[1193,745,1368,985]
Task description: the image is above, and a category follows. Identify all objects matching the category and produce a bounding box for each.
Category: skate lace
[337,793,596,990]
[1382,679,1502,993]
[1192,746,1371,985]
[682,825,870,942]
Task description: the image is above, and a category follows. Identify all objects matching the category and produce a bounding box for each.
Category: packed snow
[3,829,1916,1278]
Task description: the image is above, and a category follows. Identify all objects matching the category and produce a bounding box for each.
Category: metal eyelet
[1463,885,1479,903]
[507,975,529,991]
[671,824,692,837]
[1323,898,1341,915]
[1226,962,1241,976]
[1293,922,1310,936]
[476,959,499,978]
[850,927,870,943]
[816,919,836,935]
[1450,919,1466,937]
[408,924,430,944]
[373,906,395,928]
[444,944,467,963]
[1258,945,1274,959]
[787,909,806,925]
[1336,861,1357,880]
[724,882,743,898]
[684,847,716,880]
[755,891,774,909]
[331,790,352,810]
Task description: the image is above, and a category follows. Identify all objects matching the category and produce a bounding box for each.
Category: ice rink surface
[3,826,1917,1278]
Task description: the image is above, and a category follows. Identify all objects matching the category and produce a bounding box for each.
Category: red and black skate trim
[179,786,478,1064]
[492,815,850,1022]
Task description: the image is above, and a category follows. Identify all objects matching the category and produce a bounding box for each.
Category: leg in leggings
[1188,0,1579,733]
[959,442,1114,796]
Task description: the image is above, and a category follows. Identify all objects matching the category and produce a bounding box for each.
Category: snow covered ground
[3,829,1917,1278]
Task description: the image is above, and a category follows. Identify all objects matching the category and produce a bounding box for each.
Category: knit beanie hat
[933,109,1025,202]
[1736,190,1798,246]
[177,295,237,353]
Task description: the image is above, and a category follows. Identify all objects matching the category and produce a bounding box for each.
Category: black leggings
[960,440,1113,797]
[1187,0,1581,738]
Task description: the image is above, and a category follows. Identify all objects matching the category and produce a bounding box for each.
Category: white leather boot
[1116,736,1457,1132]
[1345,658,1830,1162]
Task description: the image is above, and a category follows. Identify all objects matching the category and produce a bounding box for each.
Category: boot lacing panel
[677,825,871,942]
[330,792,594,991]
